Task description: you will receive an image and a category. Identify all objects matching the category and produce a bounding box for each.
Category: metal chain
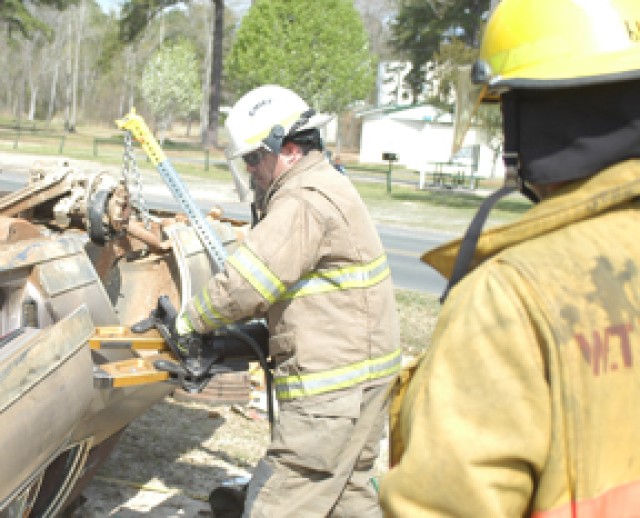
[122,131,151,228]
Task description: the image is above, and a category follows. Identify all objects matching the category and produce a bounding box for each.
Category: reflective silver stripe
[282,255,390,299]
[275,348,402,400]
[227,246,286,304]
[194,286,232,330]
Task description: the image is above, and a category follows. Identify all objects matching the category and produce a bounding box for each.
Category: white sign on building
[377,61,414,107]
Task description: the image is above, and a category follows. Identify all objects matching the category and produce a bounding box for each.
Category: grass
[353,180,532,234]
[395,288,441,355]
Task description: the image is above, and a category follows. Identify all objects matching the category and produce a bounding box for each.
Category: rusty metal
[106,182,132,233]
[0,218,43,242]
[0,159,250,517]
[126,219,172,253]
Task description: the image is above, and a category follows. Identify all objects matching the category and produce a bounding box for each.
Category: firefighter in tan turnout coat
[175,85,401,517]
[380,0,640,516]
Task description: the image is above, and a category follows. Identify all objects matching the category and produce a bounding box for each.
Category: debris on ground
[74,396,270,517]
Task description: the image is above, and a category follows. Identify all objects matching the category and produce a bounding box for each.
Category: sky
[96,0,251,16]
[95,0,121,14]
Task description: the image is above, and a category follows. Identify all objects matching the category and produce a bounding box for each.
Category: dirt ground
[74,395,271,517]
[73,391,389,517]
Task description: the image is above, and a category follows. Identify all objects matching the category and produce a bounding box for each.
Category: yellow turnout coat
[381,160,640,517]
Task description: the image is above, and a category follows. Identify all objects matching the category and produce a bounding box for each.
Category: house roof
[356,104,453,123]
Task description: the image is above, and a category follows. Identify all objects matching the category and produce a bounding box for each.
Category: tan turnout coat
[183,150,401,400]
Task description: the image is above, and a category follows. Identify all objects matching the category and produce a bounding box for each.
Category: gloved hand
[173,311,193,336]
[144,296,204,368]
[133,296,216,392]
[171,312,204,362]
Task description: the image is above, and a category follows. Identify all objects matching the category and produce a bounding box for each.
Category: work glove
[168,312,210,379]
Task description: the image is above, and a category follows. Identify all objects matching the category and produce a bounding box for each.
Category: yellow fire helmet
[453,0,640,154]
[476,0,640,91]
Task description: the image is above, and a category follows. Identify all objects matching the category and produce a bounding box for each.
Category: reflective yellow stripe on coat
[282,255,390,298]
[194,286,232,329]
[227,246,287,304]
[275,348,402,400]
[227,246,392,301]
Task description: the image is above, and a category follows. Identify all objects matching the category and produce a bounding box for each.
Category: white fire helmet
[224,85,332,200]
[225,85,332,158]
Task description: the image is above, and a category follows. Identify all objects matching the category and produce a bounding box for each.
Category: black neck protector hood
[514,79,640,185]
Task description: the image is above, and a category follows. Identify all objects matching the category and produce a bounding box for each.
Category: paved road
[377,225,448,296]
[0,169,450,294]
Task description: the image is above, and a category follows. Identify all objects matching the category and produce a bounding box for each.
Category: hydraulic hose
[225,326,275,439]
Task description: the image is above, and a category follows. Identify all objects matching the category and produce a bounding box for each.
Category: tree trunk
[16,41,33,126]
[122,46,136,114]
[206,0,224,149]
[71,1,86,131]
[64,17,72,131]
[200,3,213,144]
[47,61,60,125]
[17,41,31,126]
[127,48,136,111]
[28,85,38,121]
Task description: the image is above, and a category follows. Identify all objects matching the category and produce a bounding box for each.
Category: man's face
[243,147,282,191]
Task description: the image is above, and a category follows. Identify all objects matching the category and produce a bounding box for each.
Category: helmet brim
[487,46,640,92]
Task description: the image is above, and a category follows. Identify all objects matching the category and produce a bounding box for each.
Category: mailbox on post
[382,153,398,193]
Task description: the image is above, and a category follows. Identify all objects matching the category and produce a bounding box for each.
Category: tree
[118,0,177,43]
[119,0,231,147]
[141,38,202,136]
[354,0,396,60]
[225,0,376,115]
[0,0,77,38]
[430,37,479,109]
[389,1,447,103]
[389,0,491,104]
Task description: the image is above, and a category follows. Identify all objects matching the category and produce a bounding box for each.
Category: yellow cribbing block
[90,326,167,351]
[115,107,167,166]
[96,353,174,388]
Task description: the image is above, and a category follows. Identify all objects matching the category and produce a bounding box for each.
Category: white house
[357,104,504,178]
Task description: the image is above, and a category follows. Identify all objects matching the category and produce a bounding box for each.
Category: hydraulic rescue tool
[91,297,274,427]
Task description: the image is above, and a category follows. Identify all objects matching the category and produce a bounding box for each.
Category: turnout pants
[243,382,391,517]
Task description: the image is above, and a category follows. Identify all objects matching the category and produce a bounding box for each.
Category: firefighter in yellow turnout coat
[176,85,400,517]
[381,0,640,516]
